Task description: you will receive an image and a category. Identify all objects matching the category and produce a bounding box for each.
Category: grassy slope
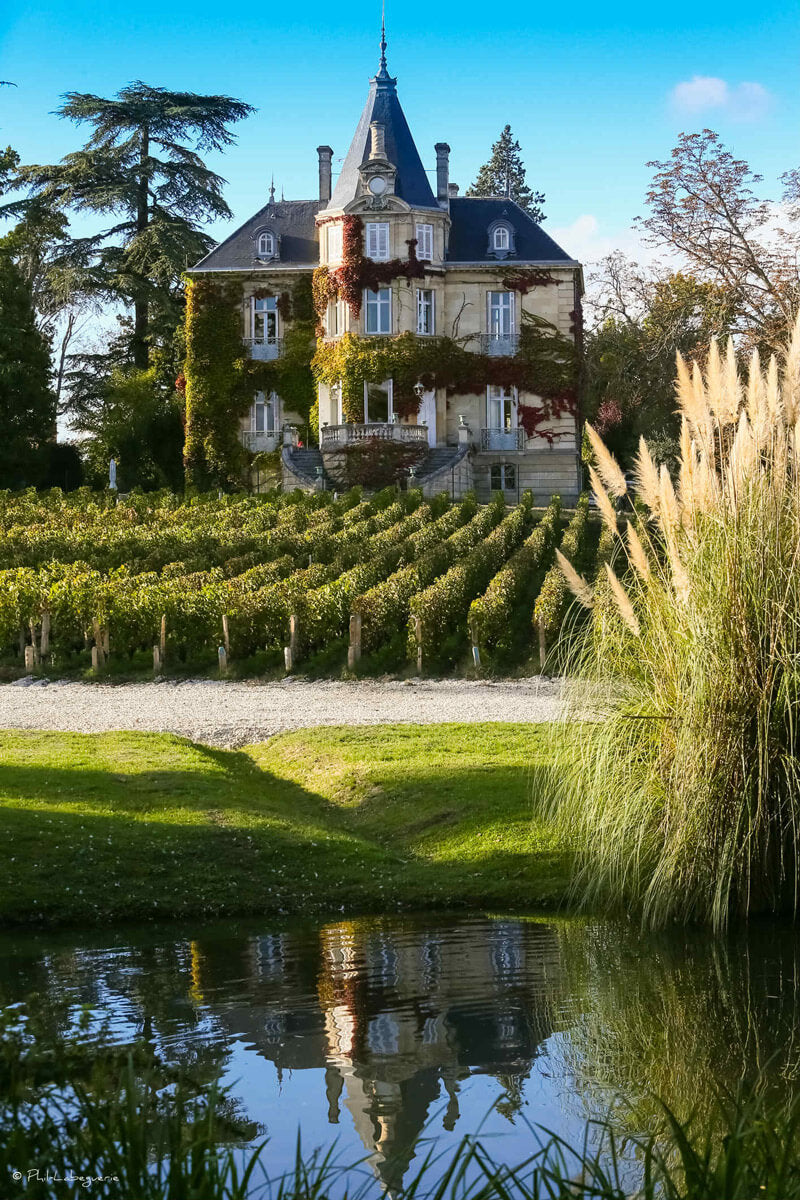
[0,724,570,927]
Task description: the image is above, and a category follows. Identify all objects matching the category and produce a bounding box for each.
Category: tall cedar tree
[11,83,254,368]
[0,239,56,486]
[467,125,546,222]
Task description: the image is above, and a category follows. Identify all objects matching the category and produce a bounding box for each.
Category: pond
[2,913,799,1191]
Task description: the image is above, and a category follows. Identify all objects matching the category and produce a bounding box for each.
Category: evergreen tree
[8,83,254,369]
[466,125,546,222]
[0,239,56,486]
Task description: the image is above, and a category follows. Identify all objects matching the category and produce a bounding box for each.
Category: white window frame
[363,378,394,422]
[488,291,515,339]
[415,223,433,261]
[416,288,435,336]
[365,222,390,261]
[251,391,278,433]
[327,298,346,337]
[252,296,279,343]
[486,384,518,430]
[257,232,275,257]
[493,226,510,251]
[327,224,343,264]
[364,287,391,335]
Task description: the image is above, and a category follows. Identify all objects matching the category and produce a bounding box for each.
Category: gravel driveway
[0,677,568,747]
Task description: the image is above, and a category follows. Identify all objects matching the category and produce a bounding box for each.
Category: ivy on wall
[183,275,317,488]
[183,277,250,490]
[312,215,430,322]
[312,312,578,434]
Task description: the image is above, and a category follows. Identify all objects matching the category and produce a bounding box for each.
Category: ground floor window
[251,391,278,432]
[364,378,393,423]
[491,463,517,492]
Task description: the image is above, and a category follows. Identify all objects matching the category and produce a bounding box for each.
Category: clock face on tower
[368,176,388,196]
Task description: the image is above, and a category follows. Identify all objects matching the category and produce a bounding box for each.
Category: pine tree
[9,83,254,369]
[466,125,546,222]
[0,239,56,486]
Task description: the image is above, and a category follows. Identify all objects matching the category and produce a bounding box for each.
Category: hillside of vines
[0,486,603,679]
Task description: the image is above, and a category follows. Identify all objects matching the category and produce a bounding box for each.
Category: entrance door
[419,390,437,447]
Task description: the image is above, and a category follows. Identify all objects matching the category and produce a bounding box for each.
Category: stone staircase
[282,446,334,489]
[416,446,463,478]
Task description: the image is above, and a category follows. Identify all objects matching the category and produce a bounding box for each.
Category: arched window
[493,226,510,251]
[257,231,275,257]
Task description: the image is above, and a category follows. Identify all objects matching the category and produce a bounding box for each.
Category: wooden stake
[40,610,50,658]
[415,615,423,674]
[24,645,35,672]
[347,612,362,670]
[102,627,110,657]
[289,613,299,660]
[222,614,230,657]
[283,646,293,672]
[29,621,40,665]
[538,615,547,674]
[153,645,162,675]
[218,646,228,676]
[91,645,102,673]
[160,614,166,657]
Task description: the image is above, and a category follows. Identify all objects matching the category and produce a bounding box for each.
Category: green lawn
[0,724,571,927]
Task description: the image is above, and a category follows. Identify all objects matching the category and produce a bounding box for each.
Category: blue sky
[1,0,798,264]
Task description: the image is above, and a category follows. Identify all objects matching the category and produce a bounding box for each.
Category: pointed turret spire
[374,1,394,84]
[269,175,275,203]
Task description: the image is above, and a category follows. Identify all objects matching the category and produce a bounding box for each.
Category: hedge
[468,495,562,653]
[532,494,591,639]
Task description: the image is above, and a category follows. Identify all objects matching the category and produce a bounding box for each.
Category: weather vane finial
[379,1,387,72]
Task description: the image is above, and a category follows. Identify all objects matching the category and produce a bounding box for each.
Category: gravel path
[0,677,568,747]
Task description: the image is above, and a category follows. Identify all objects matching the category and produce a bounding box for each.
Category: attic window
[256,231,276,258]
[487,219,515,259]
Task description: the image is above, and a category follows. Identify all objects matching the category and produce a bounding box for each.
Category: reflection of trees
[550,921,800,1133]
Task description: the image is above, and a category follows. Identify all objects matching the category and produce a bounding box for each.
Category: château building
[187,29,583,501]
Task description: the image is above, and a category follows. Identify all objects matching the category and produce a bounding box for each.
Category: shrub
[408,495,529,666]
[469,495,561,653]
[532,494,590,640]
[538,321,800,930]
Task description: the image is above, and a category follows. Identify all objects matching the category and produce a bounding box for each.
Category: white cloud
[549,214,652,266]
[670,76,771,122]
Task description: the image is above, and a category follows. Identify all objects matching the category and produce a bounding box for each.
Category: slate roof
[326,69,438,212]
[191,199,322,272]
[446,197,577,265]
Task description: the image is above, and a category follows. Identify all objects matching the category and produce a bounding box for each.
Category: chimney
[369,122,386,160]
[317,145,333,203]
[435,142,451,203]
[448,183,459,198]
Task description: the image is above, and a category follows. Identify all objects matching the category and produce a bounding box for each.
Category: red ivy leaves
[312,216,429,321]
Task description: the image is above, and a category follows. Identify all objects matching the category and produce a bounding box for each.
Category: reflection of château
[198,917,564,1190]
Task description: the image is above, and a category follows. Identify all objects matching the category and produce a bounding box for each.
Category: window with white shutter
[327,224,342,263]
[366,222,389,261]
[416,289,434,335]
[416,223,433,260]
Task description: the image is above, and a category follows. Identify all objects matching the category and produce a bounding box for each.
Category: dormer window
[487,219,515,259]
[256,231,276,258]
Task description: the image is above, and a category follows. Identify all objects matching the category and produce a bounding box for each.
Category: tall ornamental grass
[540,316,800,930]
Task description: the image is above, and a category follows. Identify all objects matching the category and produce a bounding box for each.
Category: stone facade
[188,38,584,504]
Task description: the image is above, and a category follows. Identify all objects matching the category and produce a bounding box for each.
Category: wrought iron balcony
[320,423,429,449]
[477,334,520,357]
[243,337,283,361]
[240,430,279,452]
[480,427,526,451]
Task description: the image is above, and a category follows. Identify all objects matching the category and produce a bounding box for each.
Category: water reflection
[1,914,799,1190]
